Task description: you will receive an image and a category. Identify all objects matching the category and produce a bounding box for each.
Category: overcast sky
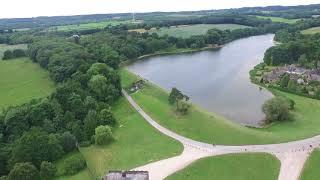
[0,0,319,19]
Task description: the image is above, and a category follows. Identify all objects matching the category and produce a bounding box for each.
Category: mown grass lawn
[121,69,320,145]
[300,149,320,180]
[0,58,55,109]
[130,24,250,38]
[0,44,27,58]
[301,27,320,35]
[166,153,280,180]
[78,97,183,178]
[255,16,300,24]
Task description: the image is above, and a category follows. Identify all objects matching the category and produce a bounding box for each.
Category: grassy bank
[121,69,320,145]
[166,153,280,180]
[300,149,320,180]
[79,97,183,178]
[0,58,55,109]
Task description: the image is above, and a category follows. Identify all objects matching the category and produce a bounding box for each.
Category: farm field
[301,27,320,34]
[48,20,136,32]
[130,24,250,38]
[166,153,280,180]
[255,16,300,24]
[0,58,55,109]
[78,97,183,178]
[121,69,320,145]
[300,149,320,180]
[0,44,27,58]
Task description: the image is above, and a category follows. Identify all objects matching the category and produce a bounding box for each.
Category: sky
[0,0,319,19]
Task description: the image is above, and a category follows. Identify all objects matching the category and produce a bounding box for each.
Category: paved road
[123,90,319,180]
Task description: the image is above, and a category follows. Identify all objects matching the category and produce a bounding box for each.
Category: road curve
[122,90,319,180]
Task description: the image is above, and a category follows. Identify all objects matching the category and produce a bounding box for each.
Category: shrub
[40,161,56,180]
[2,50,13,60]
[63,154,86,176]
[12,49,26,58]
[262,97,292,123]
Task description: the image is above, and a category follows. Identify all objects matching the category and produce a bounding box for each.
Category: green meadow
[166,153,280,180]
[0,58,55,109]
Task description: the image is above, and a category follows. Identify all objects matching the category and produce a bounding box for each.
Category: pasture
[130,24,250,38]
[301,27,320,35]
[166,153,280,180]
[0,58,55,109]
[255,16,300,24]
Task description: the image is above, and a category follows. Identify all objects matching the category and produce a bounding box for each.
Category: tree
[59,132,77,153]
[10,128,63,168]
[262,97,291,123]
[83,110,98,139]
[287,79,297,91]
[99,109,116,126]
[168,88,190,112]
[94,125,113,145]
[280,74,290,88]
[8,162,40,180]
[40,161,56,180]
[63,155,86,175]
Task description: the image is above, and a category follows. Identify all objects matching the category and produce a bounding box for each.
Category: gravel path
[123,90,318,180]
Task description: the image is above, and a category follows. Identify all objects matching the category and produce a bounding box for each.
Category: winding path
[122,90,319,180]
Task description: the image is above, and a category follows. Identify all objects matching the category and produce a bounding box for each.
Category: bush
[63,154,86,176]
[262,97,292,123]
[40,161,56,180]
[12,49,26,58]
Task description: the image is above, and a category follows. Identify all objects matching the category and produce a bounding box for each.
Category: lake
[127,34,275,126]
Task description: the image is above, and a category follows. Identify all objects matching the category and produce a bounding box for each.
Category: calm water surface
[127,34,275,126]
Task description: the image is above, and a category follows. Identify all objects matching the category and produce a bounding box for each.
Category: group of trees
[0,34,122,179]
[2,49,26,60]
[264,33,320,67]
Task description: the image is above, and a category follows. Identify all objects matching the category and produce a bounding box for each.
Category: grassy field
[49,20,135,32]
[0,44,27,58]
[255,16,300,24]
[301,27,320,35]
[79,97,183,178]
[166,153,280,180]
[300,149,320,180]
[130,24,250,38]
[0,58,55,110]
[121,69,320,145]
